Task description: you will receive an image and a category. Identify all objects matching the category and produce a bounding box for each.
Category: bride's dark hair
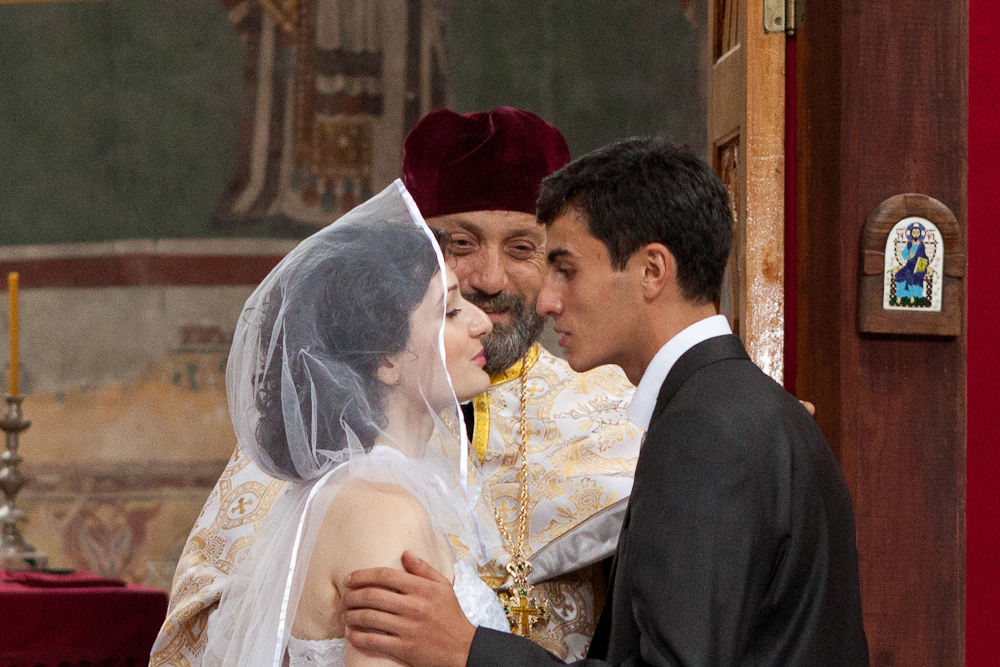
[253,222,447,481]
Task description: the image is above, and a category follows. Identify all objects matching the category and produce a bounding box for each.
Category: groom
[342,138,869,666]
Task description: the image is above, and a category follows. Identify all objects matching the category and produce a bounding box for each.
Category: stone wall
[1,239,294,583]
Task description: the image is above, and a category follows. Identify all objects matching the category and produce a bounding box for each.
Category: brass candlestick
[0,395,47,569]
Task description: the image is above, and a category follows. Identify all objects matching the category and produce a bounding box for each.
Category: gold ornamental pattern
[479,347,638,558]
[529,563,607,660]
[149,448,286,666]
[476,346,639,660]
[478,560,607,660]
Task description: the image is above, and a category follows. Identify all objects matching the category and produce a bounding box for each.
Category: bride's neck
[377,388,435,457]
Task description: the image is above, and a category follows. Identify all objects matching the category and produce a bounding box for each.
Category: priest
[150,107,640,666]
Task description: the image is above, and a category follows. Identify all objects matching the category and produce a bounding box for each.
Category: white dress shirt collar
[626,314,732,431]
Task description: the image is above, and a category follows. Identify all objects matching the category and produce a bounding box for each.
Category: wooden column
[795,1,967,664]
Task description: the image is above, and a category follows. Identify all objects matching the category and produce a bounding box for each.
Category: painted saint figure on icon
[884,216,943,312]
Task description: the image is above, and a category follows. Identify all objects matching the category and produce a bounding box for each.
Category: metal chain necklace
[490,368,549,638]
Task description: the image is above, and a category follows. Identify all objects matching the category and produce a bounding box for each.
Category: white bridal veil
[204,180,498,666]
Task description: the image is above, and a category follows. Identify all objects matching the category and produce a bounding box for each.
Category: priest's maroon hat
[402,107,571,219]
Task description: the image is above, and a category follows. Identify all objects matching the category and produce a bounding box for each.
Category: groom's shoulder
[652,349,801,440]
[651,353,822,469]
[682,343,786,403]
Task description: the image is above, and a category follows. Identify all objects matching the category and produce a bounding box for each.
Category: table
[0,571,168,667]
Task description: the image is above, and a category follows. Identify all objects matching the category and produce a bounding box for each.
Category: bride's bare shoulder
[312,477,451,578]
[327,477,431,529]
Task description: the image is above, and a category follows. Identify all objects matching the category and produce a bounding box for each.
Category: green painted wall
[0,0,242,246]
[447,0,706,160]
[0,1,704,247]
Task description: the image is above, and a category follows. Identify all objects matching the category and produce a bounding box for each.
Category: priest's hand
[343,550,476,667]
[799,399,816,416]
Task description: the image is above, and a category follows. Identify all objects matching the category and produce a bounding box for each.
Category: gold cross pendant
[498,585,549,638]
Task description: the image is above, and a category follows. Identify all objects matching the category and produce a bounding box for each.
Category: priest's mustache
[462,290,528,315]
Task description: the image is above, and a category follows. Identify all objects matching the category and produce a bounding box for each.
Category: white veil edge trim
[393,178,470,493]
[272,465,340,667]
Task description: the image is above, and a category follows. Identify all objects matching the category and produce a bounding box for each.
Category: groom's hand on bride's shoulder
[342,551,475,667]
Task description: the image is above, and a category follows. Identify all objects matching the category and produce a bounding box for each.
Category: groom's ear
[376,356,402,386]
[639,243,677,300]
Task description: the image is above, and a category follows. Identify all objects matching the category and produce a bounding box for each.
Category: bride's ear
[377,355,401,386]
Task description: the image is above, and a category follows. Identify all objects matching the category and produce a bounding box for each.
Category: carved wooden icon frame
[858,193,965,336]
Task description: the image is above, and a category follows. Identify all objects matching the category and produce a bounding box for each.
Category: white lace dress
[286,559,509,665]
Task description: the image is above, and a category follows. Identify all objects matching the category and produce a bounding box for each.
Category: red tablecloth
[0,570,168,667]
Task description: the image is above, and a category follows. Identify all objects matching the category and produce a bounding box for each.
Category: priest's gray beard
[464,290,546,374]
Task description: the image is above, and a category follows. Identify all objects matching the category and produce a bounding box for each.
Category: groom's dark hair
[536,137,733,304]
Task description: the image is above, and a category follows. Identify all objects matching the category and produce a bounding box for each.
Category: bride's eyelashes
[447,308,462,319]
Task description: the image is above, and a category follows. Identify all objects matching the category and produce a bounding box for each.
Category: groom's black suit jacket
[468,335,868,667]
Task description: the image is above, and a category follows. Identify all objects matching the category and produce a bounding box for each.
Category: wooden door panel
[707,0,784,381]
[715,135,743,337]
[714,0,741,60]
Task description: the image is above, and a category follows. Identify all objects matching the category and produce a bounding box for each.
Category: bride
[203,181,509,666]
